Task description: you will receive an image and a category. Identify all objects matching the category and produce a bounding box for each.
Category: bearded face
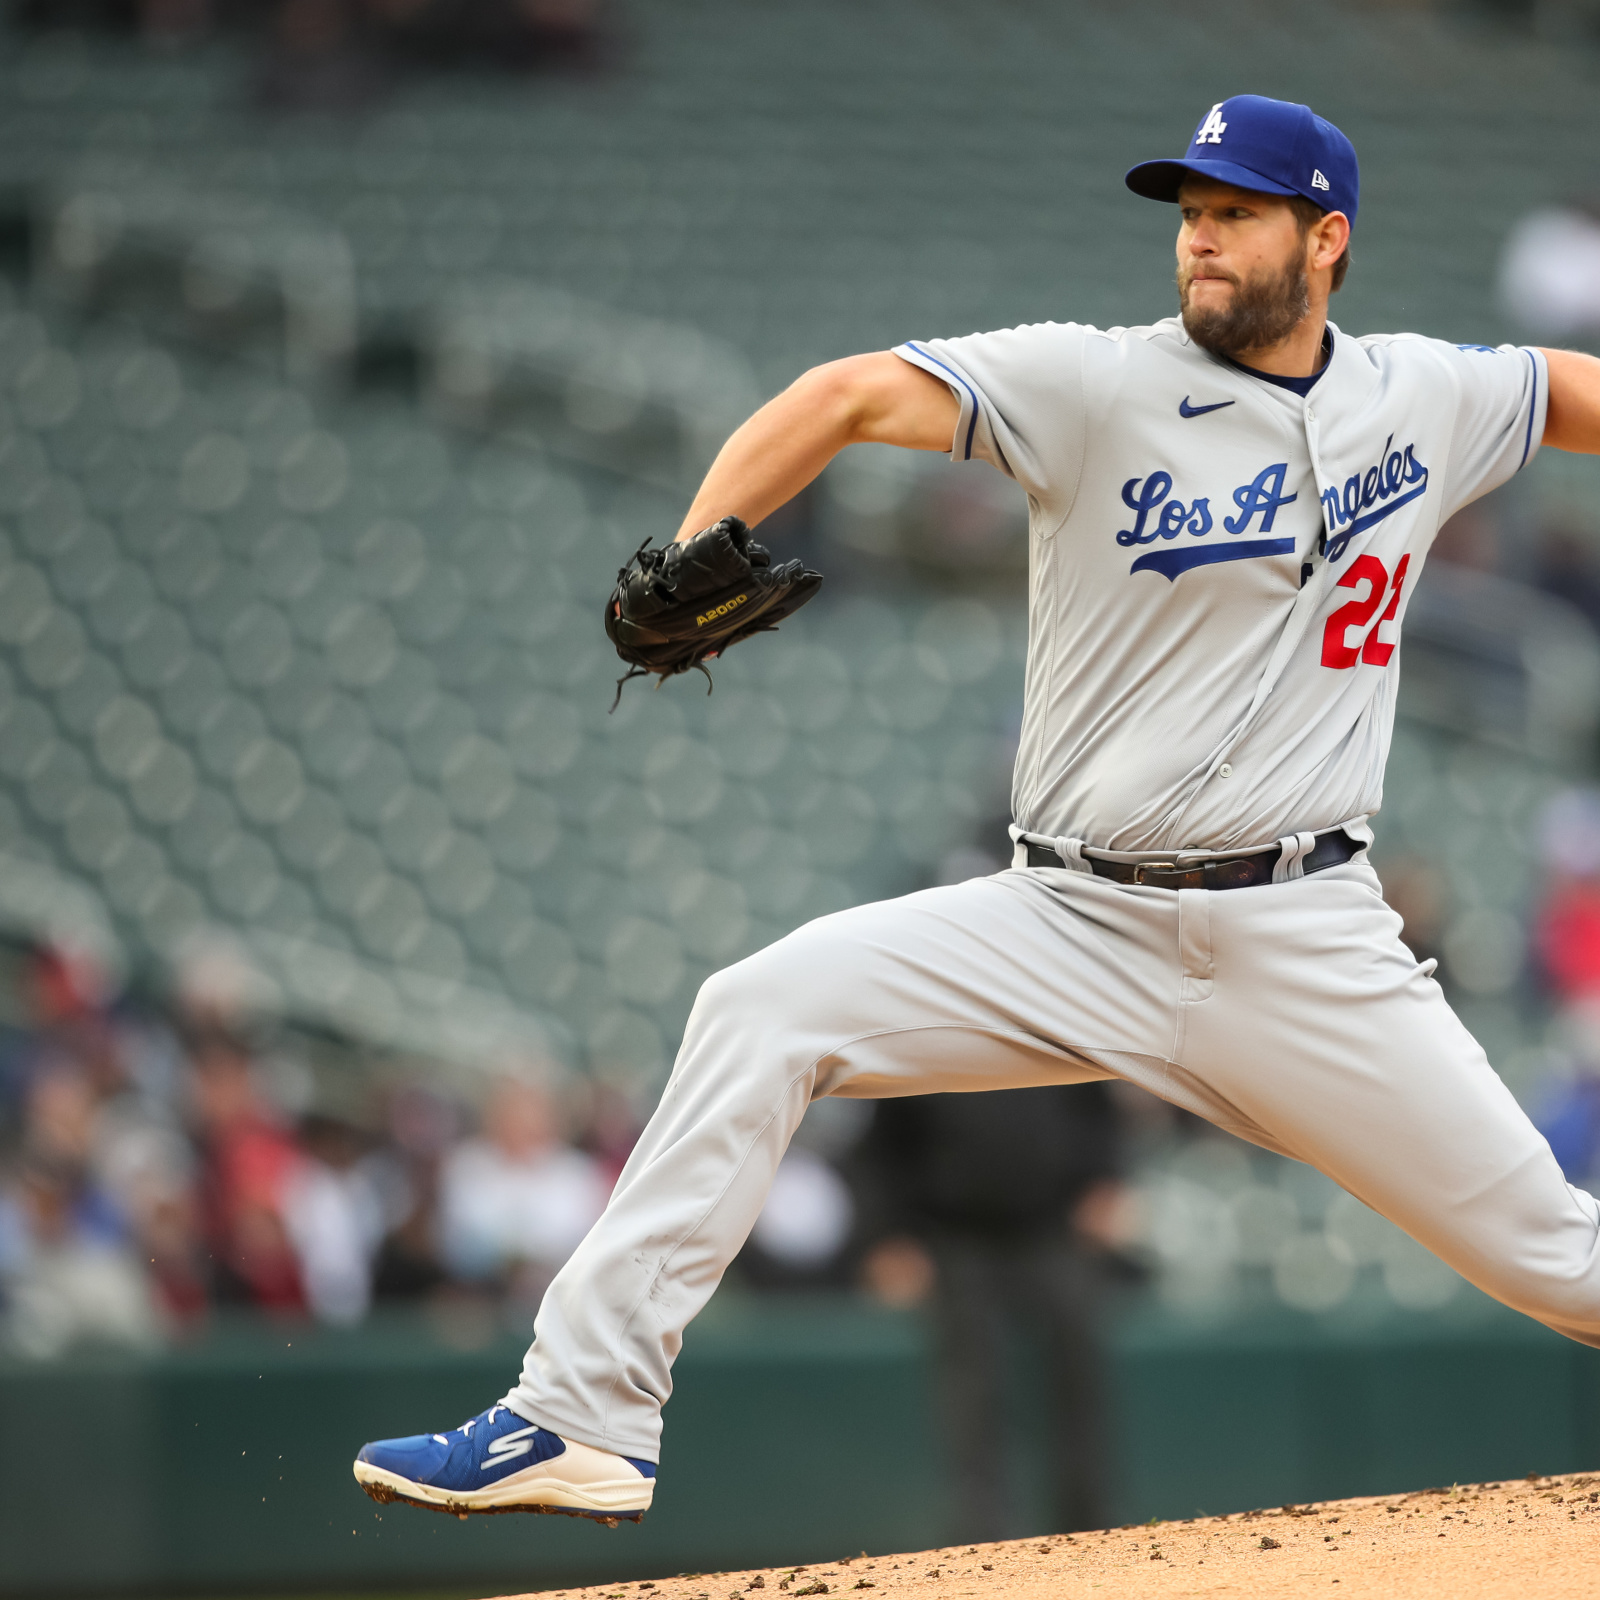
[1178,244,1310,358]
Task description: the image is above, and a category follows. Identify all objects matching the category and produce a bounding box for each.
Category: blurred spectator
[15,0,613,85]
[368,0,608,74]
[1,940,115,1137]
[1532,788,1600,1001]
[282,1113,389,1325]
[1378,855,1448,974]
[737,1096,868,1291]
[741,1146,856,1288]
[189,1028,308,1314]
[255,0,391,113]
[1533,523,1600,635]
[1528,792,1600,1186]
[1536,883,1600,1001]
[438,1067,607,1320]
[579,1078,643,1194]
[1430,505,1501,573]
[1499,201,1600,342]
[23,941,115,1033]
[1534,1008,1600,1191]
[171,933,273,1044]
[131,1179,209,1327]
[856,1083,1129,1540]
[11,0,185,39]
[0,927,857,1351]
[2,932,206,1323]
[371,1084,458,1303]
[92,1093,207,1329]
[0,1153,162,1359]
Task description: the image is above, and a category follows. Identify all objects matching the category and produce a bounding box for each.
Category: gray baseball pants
[506,860,1600,1462]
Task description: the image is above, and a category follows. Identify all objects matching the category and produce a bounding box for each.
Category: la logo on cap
[1195,104,1227,145]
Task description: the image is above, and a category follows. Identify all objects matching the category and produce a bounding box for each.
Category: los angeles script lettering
[1117,463,1297,547]
[1319,436,1428,562]
[1117,444,1429,561]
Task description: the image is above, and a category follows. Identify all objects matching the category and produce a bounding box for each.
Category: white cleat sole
[353,1438,655,1525]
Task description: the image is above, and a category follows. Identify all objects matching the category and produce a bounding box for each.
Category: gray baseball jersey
[895,320,1547,855]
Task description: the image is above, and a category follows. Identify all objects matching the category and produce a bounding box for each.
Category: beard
[1178,253,1310,358]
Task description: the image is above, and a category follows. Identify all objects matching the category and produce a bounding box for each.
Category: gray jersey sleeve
[1429,339,1549,519]
[893,323,1089,519]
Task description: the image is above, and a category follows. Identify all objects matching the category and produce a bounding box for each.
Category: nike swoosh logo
[1179,396,1236,418]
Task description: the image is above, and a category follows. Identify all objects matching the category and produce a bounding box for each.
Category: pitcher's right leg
[1182,863,1600,1347]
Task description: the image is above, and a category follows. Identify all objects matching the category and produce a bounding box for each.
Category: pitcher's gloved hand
[604,516,823,709]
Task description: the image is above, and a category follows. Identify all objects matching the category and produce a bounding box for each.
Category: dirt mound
[497,1469,1600,1600]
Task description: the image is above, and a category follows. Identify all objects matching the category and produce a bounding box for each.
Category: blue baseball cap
[1125,95,1359,226]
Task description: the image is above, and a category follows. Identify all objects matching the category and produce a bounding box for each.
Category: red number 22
[1320,553,1410,670]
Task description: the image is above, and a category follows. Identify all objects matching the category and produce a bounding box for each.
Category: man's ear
[1312,210,1350,271]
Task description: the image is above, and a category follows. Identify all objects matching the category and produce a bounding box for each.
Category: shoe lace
[455,1403,511,1440]
[434,1403,515,1447]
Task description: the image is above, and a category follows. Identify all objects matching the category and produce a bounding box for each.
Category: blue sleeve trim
[1521,347,1539,469]
[903,341,980,462]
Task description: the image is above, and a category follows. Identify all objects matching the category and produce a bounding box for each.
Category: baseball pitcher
[353,95,1600,1523]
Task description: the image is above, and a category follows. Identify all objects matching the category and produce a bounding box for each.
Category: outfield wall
[3,1292,1598,1596]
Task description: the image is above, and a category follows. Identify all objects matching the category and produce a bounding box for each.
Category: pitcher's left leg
[1179,863,1600,1346]
[354,868,1178,1519]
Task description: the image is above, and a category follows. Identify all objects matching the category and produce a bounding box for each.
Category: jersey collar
[1224,327,1333,395]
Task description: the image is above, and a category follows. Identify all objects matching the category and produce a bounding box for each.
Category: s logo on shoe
[482,1423,541,1469]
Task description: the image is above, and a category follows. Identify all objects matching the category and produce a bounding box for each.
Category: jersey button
[1219,763,1234,778]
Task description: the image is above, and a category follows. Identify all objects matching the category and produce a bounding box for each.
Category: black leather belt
[1024,828,1360,890]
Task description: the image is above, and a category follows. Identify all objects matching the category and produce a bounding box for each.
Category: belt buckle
[1132,861,1179,886]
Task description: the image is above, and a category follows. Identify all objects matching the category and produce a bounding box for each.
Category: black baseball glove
[604,516,823,708]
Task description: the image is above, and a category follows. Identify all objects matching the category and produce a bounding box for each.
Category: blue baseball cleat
[353,1402,656,1524]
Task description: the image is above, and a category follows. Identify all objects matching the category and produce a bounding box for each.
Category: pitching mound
[496,1469,1600,1600]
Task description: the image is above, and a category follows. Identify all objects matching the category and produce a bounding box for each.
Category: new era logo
[1312,169,1330,191]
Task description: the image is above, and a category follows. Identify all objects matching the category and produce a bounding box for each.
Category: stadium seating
[0,278,1026,1084]
[2,0,1599,1324]
[3,1,1600,367]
